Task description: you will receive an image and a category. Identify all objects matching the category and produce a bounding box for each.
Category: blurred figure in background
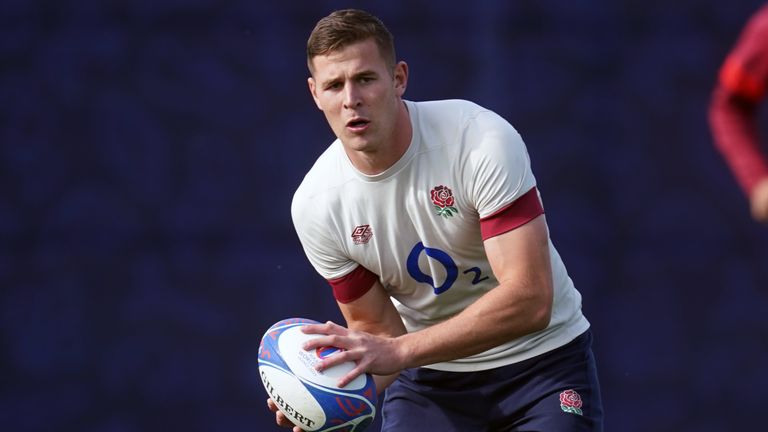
[709,3,768,223]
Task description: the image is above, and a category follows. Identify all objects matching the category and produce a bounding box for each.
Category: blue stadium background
[2,1,768,431]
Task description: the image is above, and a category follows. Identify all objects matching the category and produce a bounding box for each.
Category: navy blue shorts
[380,330,603,431]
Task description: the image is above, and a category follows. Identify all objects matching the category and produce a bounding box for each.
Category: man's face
[308,38,407,153]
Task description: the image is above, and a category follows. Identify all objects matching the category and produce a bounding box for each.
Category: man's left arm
[390,214,553,368]
[305,213,553,387]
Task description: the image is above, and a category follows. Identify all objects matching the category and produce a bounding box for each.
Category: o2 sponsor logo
[406,242,489,295]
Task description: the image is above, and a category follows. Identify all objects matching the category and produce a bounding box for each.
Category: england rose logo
[430,185,458,218]
[559,389,583,416]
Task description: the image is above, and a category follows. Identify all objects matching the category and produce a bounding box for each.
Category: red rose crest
[430,185,458,218]
[559,389,583,416]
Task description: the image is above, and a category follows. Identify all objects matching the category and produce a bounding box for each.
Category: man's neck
[348,101,412,176]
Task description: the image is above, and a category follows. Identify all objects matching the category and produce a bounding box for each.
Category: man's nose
[343,84,362,109]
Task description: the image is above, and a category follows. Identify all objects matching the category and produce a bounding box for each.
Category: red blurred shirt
[709,4,768,195]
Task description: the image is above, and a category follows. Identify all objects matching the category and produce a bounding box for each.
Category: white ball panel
[259,364,326,431]
[278,326,366,390]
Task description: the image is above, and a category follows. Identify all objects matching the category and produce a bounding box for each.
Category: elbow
[529,300,552,333]
[529,281,553,332]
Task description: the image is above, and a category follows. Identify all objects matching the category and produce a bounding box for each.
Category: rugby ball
[258,318,377,432]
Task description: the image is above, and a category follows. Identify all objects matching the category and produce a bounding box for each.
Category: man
[270,8,603,431]
[709,3,768,224]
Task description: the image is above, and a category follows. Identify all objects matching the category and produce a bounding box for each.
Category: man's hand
[750,177,768,223]
[300,321,406,388]
[267,398,303,432]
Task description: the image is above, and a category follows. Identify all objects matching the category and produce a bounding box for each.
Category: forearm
[340,286,407,393]
[349,319,403,393]
[396,277,552,369]
[393,217,553,369]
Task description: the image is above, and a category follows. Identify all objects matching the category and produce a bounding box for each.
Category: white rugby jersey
[292,99,589,372]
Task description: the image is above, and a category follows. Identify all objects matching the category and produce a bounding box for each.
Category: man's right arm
[267,275,404,431]
[334,279,407,392]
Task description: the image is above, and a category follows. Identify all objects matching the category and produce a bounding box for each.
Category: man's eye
[327,82,342,90]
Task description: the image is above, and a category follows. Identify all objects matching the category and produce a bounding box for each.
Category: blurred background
[2,0,768,431]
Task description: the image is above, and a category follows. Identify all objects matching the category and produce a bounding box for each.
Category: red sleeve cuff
[479,187,544,240]
[328,265,378,304]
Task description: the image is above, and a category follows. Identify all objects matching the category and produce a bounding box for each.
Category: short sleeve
[460,110,539,220]
[291,190,357,280]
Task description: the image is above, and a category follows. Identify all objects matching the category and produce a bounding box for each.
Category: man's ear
[308,77,322,110]
[393,61,409,97]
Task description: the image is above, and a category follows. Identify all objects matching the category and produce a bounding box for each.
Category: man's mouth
[346,118,370,129]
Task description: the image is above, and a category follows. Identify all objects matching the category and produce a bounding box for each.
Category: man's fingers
[267,398,278,412]
[301,320,345,335]
[302,334,347,352]
[337,364,366,388]
[276,410,291,427]
[268,398,299,429]
[314,348,361,371]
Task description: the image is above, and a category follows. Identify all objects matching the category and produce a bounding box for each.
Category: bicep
[483,215,553,295]
[337,280,406,338]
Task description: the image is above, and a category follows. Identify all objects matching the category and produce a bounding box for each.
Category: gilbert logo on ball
[258,318,377,432]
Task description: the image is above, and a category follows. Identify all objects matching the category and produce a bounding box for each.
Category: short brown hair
[307,9,396,73]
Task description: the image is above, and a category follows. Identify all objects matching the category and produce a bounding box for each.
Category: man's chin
[341,136,374,151]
